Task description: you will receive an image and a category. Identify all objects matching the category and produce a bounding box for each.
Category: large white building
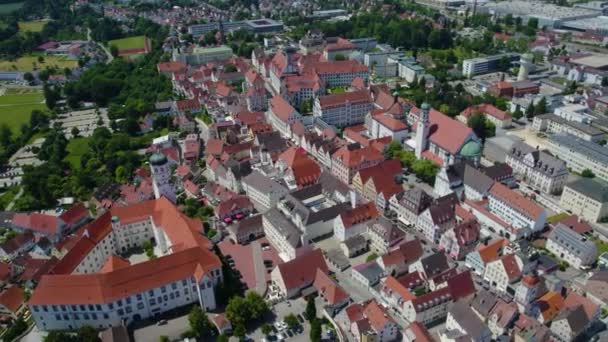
[28,198,222,331]
[546,133,608,182]
[546,224,598,269]
[487,183,547,238]
[150,153,177,203]
[313,90,373,127]
[505,141,568,195]
[560,178,608,223]
[242,171,288,211]
[462,53,520,78]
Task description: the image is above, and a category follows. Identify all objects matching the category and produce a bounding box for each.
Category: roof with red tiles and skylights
[489,182,544,219]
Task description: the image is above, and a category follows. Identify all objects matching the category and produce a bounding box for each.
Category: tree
[497,56,511,72]
[527,17,539,29]
[602,76,608,87]
[38,55,45,63]
[24,72,34,83]
[0,123,12,147]
[284,314,299,330]
[188,306,213,337]
[39,69,50,82]
[526,102,535,120]
[44,84,60,109]
[71,126,80,138]
[217,335,230,342]
[233,324,246,338]
[245,291,269,320]
[261,323,273,336]
[115,165,129,182]
[581,169,595,178]
[224,64,237,73]
[334,53,346,61]
[310,318,322,342]
[534,97,547,116]
[159,337,169,342]
[110,45,119,58]
[512,105,523,120]
[305,295,317,321]
[77,325,100,342]
[468,114,487,141]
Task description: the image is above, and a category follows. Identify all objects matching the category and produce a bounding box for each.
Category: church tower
[150,153,176,203]
[415,102,430,159]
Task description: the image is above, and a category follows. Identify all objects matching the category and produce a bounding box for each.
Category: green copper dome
[149,153,167,166]
[460,140,482,157]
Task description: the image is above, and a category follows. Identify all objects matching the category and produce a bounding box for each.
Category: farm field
[0,88,45,135]
[18,20,48,33]
[0,55,78,72]
[0,1,23,14]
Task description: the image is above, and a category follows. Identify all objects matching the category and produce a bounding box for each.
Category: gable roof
[339,203,379,229]
[275,249,328,292]
[489,182,544,219]
[312,269,349,305]
[412,106,475,154]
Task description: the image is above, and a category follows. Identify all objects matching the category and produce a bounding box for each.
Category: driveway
[133,315,189,342]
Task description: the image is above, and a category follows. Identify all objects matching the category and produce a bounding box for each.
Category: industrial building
[482,1,599,28]
[462,53,520,78]
[188,18,283,38]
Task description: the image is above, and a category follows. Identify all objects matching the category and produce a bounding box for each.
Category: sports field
[109,36,146,50]
[0,88,45,135]
[0,55,78,72]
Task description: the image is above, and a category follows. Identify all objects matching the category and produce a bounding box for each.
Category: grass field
[0,88,45,135]
[0,1,23,14]
[109,35,146,51]
[0,55,78,72]
[65,137,91,170]
[18,20,48,33]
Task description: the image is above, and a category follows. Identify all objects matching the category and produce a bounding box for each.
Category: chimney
[350,190,357,209]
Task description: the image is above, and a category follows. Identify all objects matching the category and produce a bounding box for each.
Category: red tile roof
[270,95,297,121]
[489,182,544,219]
[500,254,522,281]
[536,291,564,321]
[275,249,328,292]
[175,98,200,112]
[278,147,321,187]
[332,145,383,168]
[556,215,592,235]
[372,114,408,131]
[30,198,219,305]
[99,256,130,273]
[363,300,394,332]
[383,276,415,301]
[318,90,372,110]
[411,106,474,154]
[215,196,252,218]
[325,38,356,52]
[313,60,368,75]
[564,291,598,321]
[460,104,511,121]
[477,238,508,263]
[0,287,24,313]
[12,213,59,236]
[157,61,186,73]
[356,159,402,185]
[340,203,379,229]
[313,269,349,305]
[59,203,89,225]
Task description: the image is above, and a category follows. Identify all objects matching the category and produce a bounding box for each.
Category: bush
[366,253,379,262]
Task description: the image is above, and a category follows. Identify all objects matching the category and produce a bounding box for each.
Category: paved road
[5,187,23,211]
[133,315,189,341]
[251,240,267,296]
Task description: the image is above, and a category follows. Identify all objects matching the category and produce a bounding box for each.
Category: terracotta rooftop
[489,182,544,219]
[318,90,372,110]
[340,203,379,229]
[0,286,25,313]
[275,249,328,292]
[332,145,383,168]
[312,269,349,305]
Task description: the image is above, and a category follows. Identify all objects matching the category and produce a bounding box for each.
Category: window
[137,303,144,310]
[148,290,154,296]
[96,304,101,311]
[161,286,166,294]
[55,314,61,321]
[80,305,85,311]
[117,299,123,307]
[136,294,142,301]
[74,314,80,320]
[103,314,109,319]
[150,299,156,306]
[71,305,77,311]
[83,313,89,320]
[108,303,114,310]
[126,297,132,304]
[52,305,58,312]
[117,309,124,316]
[92,313,97,320]
[60,305,66,311]
[171,283,177,290]
[33,306,39,312]
[126,306,132,314]
[43,306,48,312]
[163,295,168,301]
[88,305,94,311]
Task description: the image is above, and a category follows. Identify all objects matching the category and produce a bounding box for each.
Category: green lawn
[547,213,569,223]
[109,35,146,51]
[18,20,48,33]
[0,55,78,72]
[0,2,24,14]
[65,137,91,170]
[0,89,45,135]
[593,237,608,255]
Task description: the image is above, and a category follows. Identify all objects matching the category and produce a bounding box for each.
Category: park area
[108,35,150,57]
[0,88,45,135]
[0,54,78,72]
[64,137,90,170]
